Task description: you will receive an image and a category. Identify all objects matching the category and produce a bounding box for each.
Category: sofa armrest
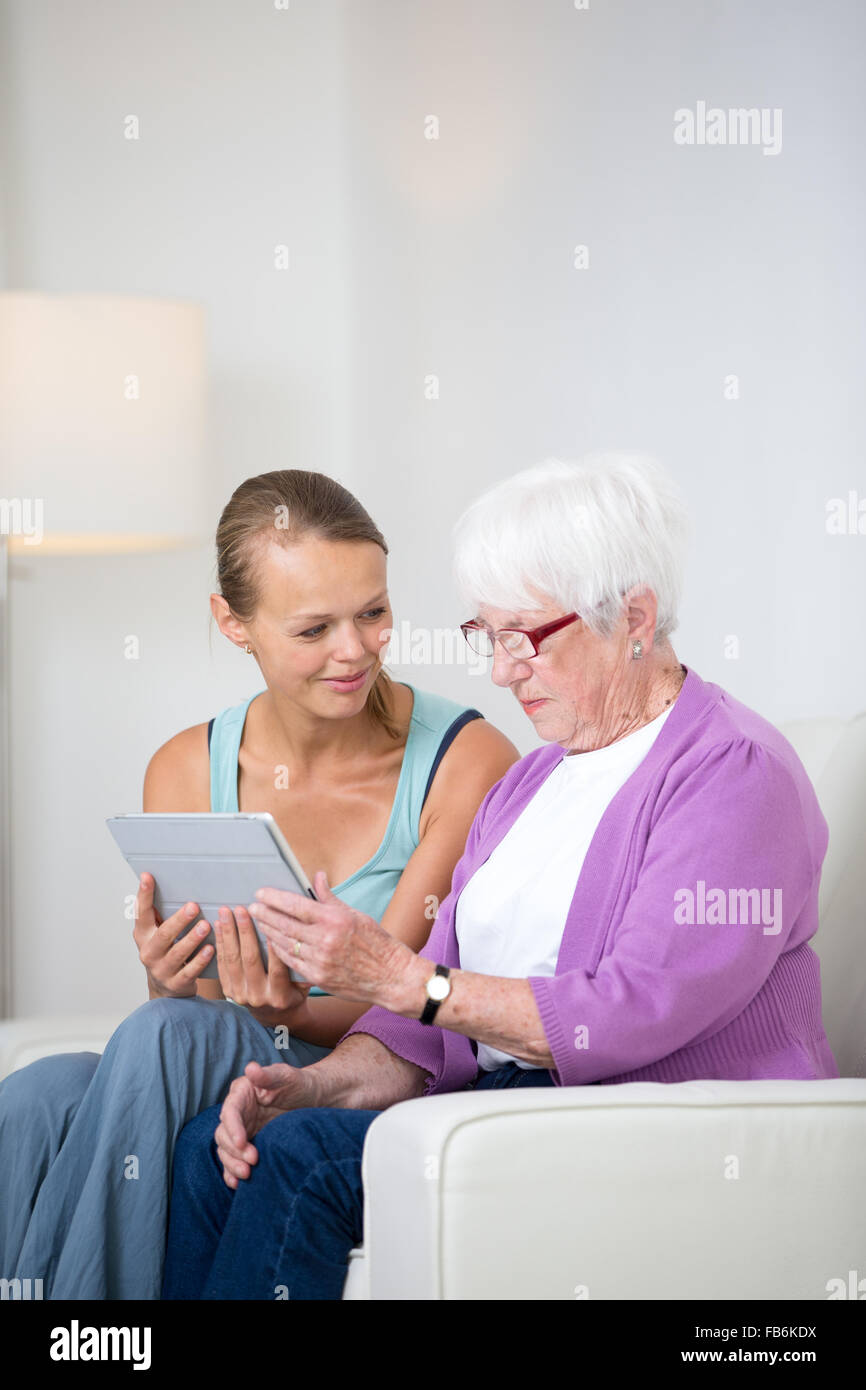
[0,1014,128,1079]
[359,1079,866,1300]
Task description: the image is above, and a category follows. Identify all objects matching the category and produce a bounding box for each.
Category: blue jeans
[0,997,330,1299]
[161,1061,555,1300]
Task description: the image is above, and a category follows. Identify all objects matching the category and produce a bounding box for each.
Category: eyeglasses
[460,612,580,660]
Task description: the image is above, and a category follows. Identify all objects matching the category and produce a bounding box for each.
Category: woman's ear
[210,592,249,649]
[622,585,658,647]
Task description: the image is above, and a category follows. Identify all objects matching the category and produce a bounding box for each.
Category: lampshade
[0,292,208,554]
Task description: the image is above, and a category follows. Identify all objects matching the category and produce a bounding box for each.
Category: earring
[631,640,643,659]
[244,644,252,654]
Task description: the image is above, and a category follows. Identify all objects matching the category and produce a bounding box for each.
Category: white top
[455,704,675,1071]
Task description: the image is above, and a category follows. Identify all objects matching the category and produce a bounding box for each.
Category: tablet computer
[106,812,316,982]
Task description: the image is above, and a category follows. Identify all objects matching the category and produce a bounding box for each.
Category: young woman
[0,469,517,1299]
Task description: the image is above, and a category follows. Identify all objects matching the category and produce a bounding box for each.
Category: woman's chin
[523,704,560,739]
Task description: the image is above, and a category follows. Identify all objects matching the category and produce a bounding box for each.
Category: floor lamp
[0,292,208,1017]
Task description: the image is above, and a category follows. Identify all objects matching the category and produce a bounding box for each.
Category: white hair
[451,452,690,640]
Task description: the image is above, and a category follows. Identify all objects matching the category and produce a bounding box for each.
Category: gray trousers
[0,996,331,1299]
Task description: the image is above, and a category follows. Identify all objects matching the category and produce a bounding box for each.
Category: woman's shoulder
[434,728,551,823]
[403,682,522,824]
[402,680,484,734]
[644,670,826,857]
[402,681,519,772]
[669,668,812,788]
[143,719,210,811]
[148,691,265,810]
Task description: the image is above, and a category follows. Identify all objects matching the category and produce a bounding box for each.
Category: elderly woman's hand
[215,1060,318,1187]
[248,872,415,1008]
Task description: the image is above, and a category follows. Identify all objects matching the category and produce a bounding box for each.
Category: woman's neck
[251,680,398,778]
[638,658,687,727]
[568,652,686,753]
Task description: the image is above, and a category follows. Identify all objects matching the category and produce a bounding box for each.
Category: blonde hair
[215,469,402,739]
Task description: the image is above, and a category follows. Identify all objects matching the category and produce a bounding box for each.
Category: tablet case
[106,813,314,982]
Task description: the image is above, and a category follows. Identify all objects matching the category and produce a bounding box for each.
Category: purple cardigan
[341,666,839,1090]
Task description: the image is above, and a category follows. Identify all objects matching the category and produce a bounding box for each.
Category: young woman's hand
[134,871,214,998]
[213,904,312,1027]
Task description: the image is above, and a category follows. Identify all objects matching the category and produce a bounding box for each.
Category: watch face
[427,974,450,1001]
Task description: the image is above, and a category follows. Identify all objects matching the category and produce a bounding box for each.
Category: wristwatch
[420,964,451,1025]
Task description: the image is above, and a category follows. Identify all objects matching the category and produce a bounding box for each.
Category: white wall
[339,0,866,734]
[1,0,354,1014]
[1,0,864,1016]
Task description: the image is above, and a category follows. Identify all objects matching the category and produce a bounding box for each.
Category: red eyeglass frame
[460,611,580,658]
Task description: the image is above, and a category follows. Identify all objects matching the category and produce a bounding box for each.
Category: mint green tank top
[207,684,483,992]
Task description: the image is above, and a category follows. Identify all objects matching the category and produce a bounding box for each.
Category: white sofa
[3,713,865,1300]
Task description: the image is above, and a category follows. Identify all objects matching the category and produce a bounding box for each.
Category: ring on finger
[294,939,302,957]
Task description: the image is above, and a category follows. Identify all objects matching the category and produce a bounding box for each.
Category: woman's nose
[330,623,368,662]
[490,641,529,688]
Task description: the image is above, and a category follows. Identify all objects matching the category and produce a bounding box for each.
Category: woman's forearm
[384,957,555,1069]
[289,994,381,1049]
[249,884,555,1067]
[305,1032,431,1110]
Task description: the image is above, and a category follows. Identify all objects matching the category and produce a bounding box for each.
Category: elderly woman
[162,452,838,1301]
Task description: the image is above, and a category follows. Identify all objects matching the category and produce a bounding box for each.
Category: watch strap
[420,964,451,1025]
